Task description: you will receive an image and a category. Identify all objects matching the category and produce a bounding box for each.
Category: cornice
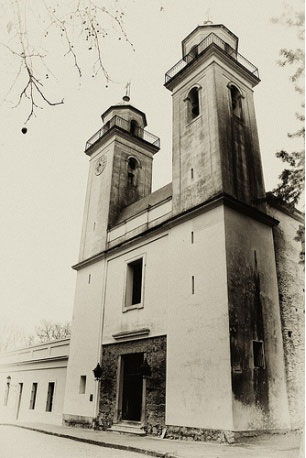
[85,126,160,157]
[165,44,260,92]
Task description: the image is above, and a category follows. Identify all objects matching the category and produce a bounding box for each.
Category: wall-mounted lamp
[93,363,102,381]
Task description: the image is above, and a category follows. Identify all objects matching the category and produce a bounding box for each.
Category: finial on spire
[123,81,131,102]
[203,9,213,25]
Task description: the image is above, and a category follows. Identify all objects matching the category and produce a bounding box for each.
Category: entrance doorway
[16,383,23,420]
[121,353,144,422]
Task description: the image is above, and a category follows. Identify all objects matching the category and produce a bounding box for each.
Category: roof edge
[181,24,239,52]
[101,104,147,127]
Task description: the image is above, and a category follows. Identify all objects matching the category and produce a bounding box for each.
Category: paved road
[0,426,148,458]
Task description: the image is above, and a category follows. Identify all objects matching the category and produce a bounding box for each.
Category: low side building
[0,339,69,425]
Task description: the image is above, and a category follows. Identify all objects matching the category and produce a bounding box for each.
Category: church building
[0,23,304,441]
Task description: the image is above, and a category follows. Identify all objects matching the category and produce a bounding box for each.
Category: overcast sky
[0,0,303,338]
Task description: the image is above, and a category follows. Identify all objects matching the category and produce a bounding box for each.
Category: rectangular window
[253,341,265,368]
[3,382,10,406]
[192,276,195,294]
[79,376,86,394]
[29,383,38,410]
[46,382,55,412]
[125,258,143,307]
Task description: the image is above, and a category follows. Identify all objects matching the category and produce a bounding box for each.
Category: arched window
[127,157,138,186]
[230,85,242,119]
[189,45,198,60]
[130,119,139,136]
[187,87,200,122]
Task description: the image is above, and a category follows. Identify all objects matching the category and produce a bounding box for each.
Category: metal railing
[165,33,259,83]
[85,115,160,150]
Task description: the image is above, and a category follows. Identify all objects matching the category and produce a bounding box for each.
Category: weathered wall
[170,53,265,216]
[224,206,290,430]
[79,132,155,260]
[215,64,265,207]
[171,63,223,215]
[268,204,305,429]
[98,336,166,434]
[109,142,153,227]
[79,138,114,261]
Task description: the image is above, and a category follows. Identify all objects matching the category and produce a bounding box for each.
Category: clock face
[95,155,107,176]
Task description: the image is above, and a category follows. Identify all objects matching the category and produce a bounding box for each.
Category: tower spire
[203,9,213,25]
[123,81,131,102]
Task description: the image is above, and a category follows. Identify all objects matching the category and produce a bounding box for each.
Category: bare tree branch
[1,0,140,122]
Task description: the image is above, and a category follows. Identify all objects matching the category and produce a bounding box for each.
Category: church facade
[1,23,304,440]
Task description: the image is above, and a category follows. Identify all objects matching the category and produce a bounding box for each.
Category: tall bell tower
[165,23,290,431]
[165,23,266,215]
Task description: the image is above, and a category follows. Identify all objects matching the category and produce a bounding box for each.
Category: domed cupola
[101,97,147,132]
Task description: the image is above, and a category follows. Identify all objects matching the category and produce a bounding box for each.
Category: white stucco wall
[63,261,106,419]
[224,207,290,430]
[102,233,169,343]
[0,340,69,425]
[166,205,232,429]
[101,204,232,430]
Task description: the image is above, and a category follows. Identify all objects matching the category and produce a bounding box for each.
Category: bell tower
[79,98,160,261]
[165,23,266,214]
[165,24,290,431]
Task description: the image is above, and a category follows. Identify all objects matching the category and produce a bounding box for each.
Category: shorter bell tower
[79,98,160,261]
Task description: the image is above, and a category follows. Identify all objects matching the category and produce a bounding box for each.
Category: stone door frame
[114,353,147,425]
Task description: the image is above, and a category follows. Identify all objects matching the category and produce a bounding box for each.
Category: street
[0,426,148,458]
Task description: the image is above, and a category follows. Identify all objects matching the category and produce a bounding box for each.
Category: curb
[1,423,180,458]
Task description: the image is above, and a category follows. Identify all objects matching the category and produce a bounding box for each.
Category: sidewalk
[1,422,302,458]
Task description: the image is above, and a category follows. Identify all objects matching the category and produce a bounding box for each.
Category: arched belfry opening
[189,45,198,60]
[127,156,139,186]
[186,87,200,122]
[130,119,139,136]
[229,85,242,119]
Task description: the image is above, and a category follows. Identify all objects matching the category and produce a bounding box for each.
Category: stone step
[110,422,146,436]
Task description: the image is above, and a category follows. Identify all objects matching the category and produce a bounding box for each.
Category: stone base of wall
[63,415,293,444]
[63,414,93,428]
[165,426,235,443]
[162,425,292,444]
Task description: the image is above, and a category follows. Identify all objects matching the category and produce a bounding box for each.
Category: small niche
[192,276,195,294]
[253,340,265,368]
[191,231,194,244]
[79,375,86,394]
